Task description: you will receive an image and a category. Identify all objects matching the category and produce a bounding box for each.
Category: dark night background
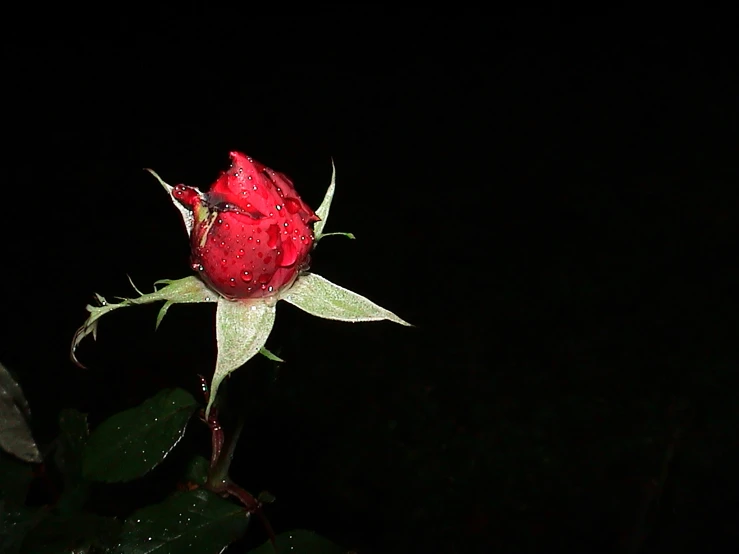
[2,8,739,553]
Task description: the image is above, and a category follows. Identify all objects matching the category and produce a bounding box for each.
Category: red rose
[172,152,319,299]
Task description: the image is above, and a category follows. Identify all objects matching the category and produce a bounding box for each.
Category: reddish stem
[197,374,275,546]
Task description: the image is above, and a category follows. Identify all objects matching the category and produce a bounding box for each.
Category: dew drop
[191,262,204,272]
[229,278,237,287]
[263,255,272,264]
[241,270,252,282]
[258,273,272,284]
[220,259,227,266]
[275,204,282,211]
[257,251,263,258]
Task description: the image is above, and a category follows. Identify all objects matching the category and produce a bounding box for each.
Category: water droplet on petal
[191,262,204,272]
[241,271,252,282]
[263,255,272,265]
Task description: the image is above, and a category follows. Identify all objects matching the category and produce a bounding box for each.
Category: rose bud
[173,152,319,299]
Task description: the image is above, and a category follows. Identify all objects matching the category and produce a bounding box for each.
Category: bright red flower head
[173,152,319,299]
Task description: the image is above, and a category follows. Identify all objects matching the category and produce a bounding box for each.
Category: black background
[3,8,739,553]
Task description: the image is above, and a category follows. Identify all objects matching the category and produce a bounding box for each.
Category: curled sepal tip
[71,276,218,368]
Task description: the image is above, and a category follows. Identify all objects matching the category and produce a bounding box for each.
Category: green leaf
[316,231,355,241]
[282,272,412,327]
[19,513,121,554]
[259,346,284,363]
[115,489,249,554]
[207,298,277,418]
[71,276,217,368]
[83,388,199,482]
[0,503,45,554]
[0,451,34,505]
[181,455,210,487]
[247,529,346,554]
[313,159,336,241]
[0,362,41,464]
[56,409,89,479]
[54,409,90,515]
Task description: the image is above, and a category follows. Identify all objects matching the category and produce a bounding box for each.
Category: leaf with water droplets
[0,362,41,464]
[71,276,218,368]
[18,513,122,554]
[0,503,46,554]
[180,455,210,488]
[282,272,412,327]
[83,388,199,483]
[207,298,277,418]
[114,489,249,554]
[247,529,346,554]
